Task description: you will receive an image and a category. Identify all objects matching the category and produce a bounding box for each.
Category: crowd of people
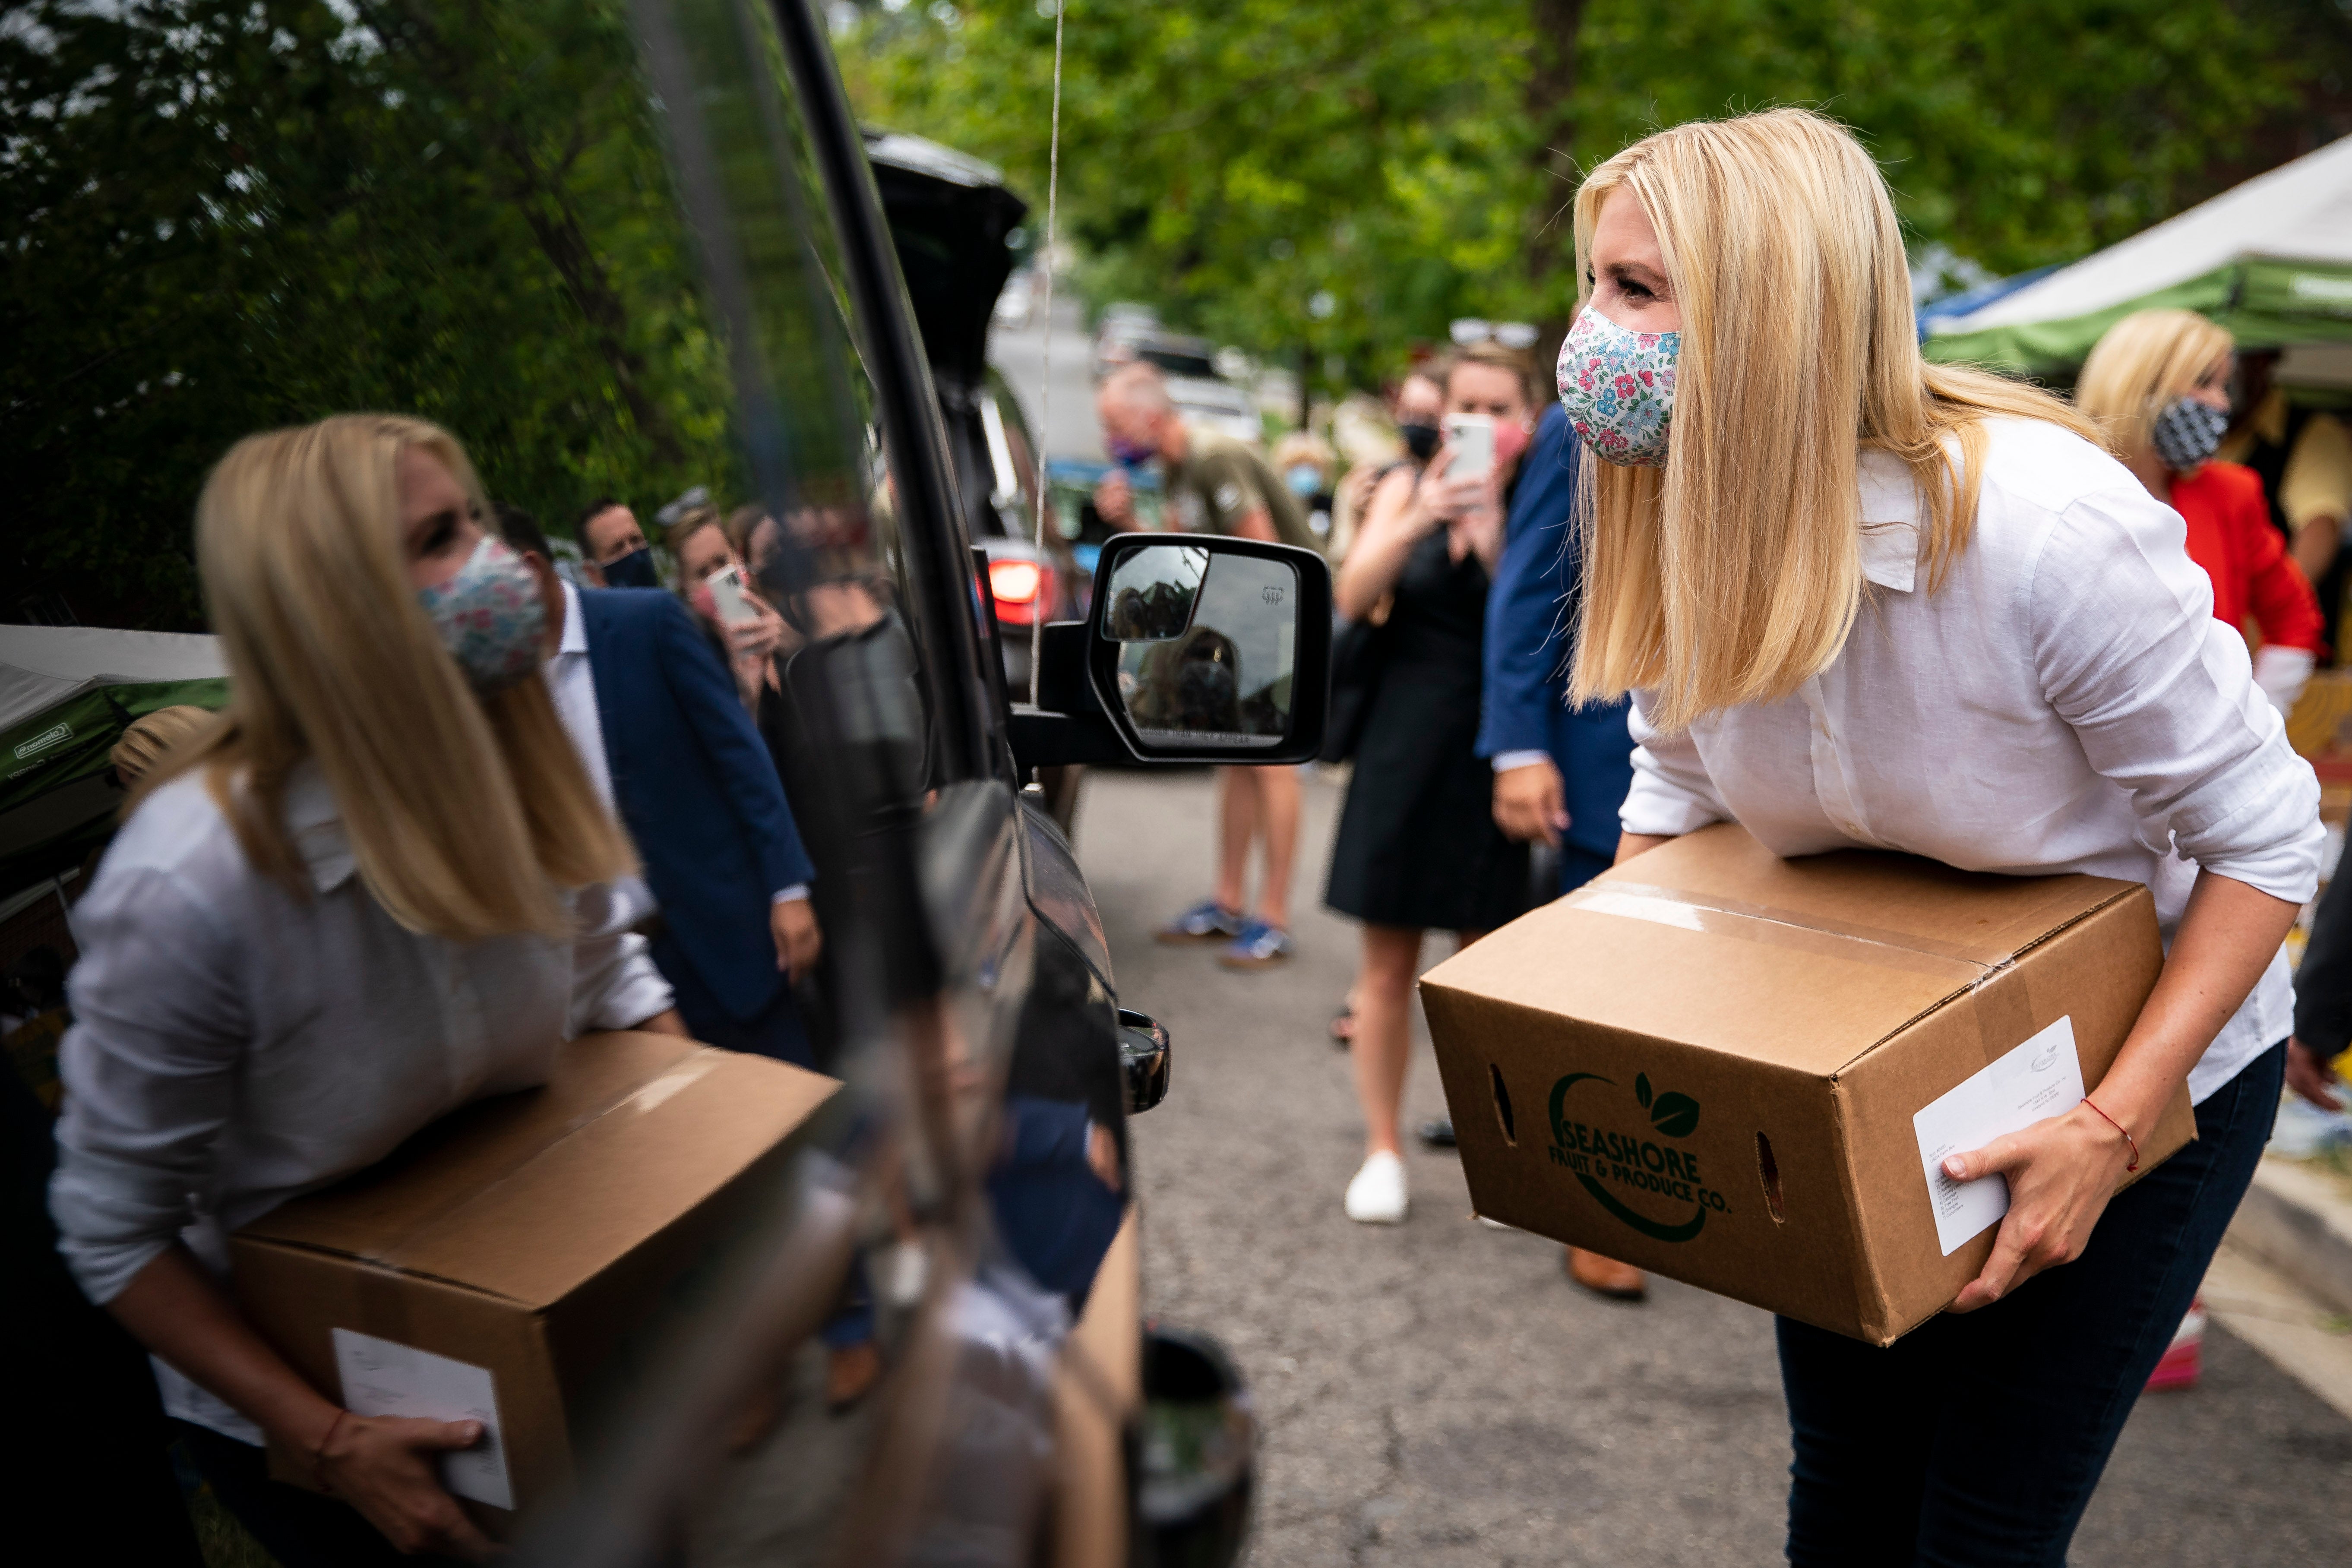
[22,97,2352,1567]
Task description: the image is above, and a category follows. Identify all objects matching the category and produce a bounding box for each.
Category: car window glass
[633,0,956,806]
[6,0,1002,1557]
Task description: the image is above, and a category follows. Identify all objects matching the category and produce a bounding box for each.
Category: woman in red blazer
[2080,310,2322,714]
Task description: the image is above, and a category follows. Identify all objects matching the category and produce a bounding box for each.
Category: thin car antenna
[1027,0,1066,706]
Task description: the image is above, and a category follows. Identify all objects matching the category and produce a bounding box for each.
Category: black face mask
[1399,420,1441,462]
[599,545,658,589]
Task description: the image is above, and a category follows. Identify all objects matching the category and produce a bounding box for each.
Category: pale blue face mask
[1555,306,1679,468]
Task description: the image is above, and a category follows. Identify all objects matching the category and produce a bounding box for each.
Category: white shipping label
[331,1328,514,1510]
[1911,1016,2086,1257]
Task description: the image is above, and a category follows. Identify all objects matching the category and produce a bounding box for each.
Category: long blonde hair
[144,414,635,939]
[2076,309,2234,460]
[1567,108,2103,731]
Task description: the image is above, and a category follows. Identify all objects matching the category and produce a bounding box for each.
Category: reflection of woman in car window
[51,415,684,1562]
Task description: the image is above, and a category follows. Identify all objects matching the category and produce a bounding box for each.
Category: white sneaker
[1344,1151,1408,1223]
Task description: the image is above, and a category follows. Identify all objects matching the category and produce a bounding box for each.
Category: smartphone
[1443,413,1495,479]
[707,563,758,626]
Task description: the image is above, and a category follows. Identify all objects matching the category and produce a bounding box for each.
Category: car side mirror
[1008,536,1332,772]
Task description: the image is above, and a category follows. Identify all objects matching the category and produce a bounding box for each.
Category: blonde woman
[1560,111,2317,1562]
[667,500,789,711]
[2078,309,2322,714]
[50,415,684,1565]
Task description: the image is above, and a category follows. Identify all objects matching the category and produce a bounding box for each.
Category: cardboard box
[1421,825,2195,1345]
[232,1031,839,1514]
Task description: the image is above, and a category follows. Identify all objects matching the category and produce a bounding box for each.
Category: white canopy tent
[0,625,225,735]
[0,625,227,893]
[1927,136,2352,378]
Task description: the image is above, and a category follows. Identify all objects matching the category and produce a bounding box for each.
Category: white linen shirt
[49,762,673,1442]
[546,579,656,927]
[1621,419,2323,1105]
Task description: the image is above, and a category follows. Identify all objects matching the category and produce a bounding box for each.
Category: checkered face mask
[2150,395,2228,474]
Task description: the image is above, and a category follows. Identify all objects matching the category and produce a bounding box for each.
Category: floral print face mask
[1557,306,1679,468]
[416,535,548,692]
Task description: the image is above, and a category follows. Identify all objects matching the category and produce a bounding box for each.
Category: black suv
[7,1,1330,1563]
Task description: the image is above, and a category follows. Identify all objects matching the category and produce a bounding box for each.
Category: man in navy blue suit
[497,509,821,1065]
[1477,401,1636,896]
[1474,404,1648,1302]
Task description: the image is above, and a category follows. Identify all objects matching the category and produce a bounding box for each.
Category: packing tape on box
[1564,883,2013,985]
[360,1050,727,1277]
[1564,882,2037,1065]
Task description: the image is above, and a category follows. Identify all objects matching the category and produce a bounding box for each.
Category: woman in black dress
[1327,343,1534,1223]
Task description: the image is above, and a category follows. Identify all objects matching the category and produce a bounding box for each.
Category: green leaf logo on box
[1546,1071,1729,1242]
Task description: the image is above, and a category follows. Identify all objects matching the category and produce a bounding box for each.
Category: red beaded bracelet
[2082,1097,2138,1172]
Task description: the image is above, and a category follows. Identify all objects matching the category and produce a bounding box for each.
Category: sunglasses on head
[1449,318,1540,351]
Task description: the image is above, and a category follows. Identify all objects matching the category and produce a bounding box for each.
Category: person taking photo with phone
[669,500,791,712]
[50,414,685,1565]
[1560,109,2318,1563]
[1323,342,1536,1224]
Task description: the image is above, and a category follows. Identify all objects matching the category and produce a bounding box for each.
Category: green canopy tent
[1925,135,2352,382]
[0,626,228,902]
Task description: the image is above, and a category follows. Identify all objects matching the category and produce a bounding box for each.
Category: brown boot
[1565,1246,1647,1301]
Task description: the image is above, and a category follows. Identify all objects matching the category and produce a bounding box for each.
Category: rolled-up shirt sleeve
[50,867,250,1306]
[1620,690,1731,838]
[2032,486,2323,904]
[567,880,675,1036]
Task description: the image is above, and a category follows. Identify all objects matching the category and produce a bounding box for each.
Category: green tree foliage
[841,0,2347,387]
[841,0,1533,390]
[1,0,735,629]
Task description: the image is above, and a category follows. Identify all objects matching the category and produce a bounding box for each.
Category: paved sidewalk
[1081,766,2352,1568]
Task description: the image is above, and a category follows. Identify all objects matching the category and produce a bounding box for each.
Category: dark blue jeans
[1777,1043,2284,1567]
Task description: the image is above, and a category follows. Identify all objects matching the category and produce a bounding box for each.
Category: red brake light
[988,558,1052,626]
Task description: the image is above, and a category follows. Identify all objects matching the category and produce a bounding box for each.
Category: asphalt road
[1072,765,2352,1568]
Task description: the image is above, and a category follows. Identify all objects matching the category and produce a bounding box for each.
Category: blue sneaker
[1157,900,1244,945]
[1217,919,1294,970]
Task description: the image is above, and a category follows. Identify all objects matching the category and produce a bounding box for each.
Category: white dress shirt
[49,763,673,1442]
[1621,419,2324,1104]
[545,581,806,912]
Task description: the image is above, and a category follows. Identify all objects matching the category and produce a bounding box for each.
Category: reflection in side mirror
[1101,544,1208,640]
[1113,552,1296,751]
[1118,1008,1171,1115]
[1086,536,1331,765]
